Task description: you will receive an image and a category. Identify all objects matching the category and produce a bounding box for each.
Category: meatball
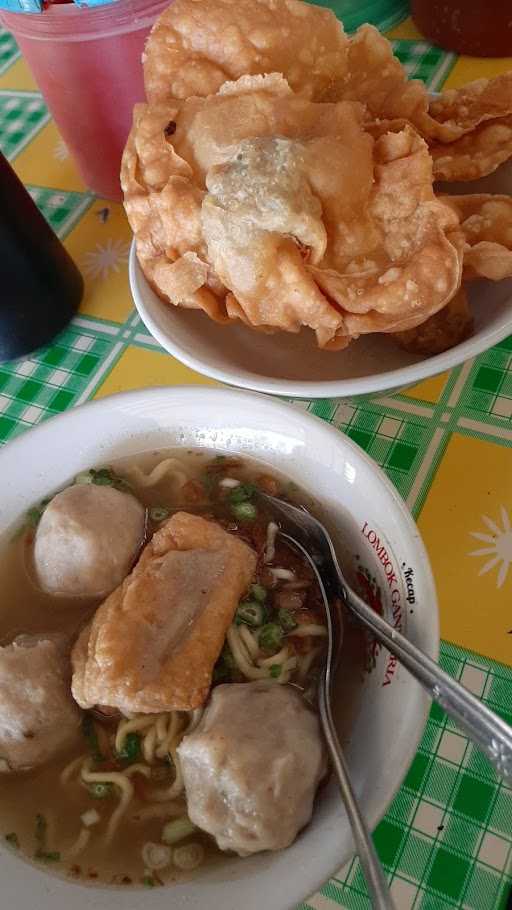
[0,637,80,772]
[178,681,326,856]
[33,483,145,597]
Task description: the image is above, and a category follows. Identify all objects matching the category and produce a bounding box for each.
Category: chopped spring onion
[231,501,257,522]
[235,601,265,628]
[74,470,94,485]
[143,876,156,887]
[270,568,295,582]
[81,714,104,763]
[258,623,284,654]
[142,842,171,871]
[80,809,101,828]
[117,732,141,763]
[277,608,298,632]
[25,496,53,529]
[219,477,241,489]
[228,482,256,504]
[27,507,43,527]
[35,850,60,863]
[161,817,196,846]
[250,583,267,603]
[88,782,114,799]
[4,832,19,849]
[84,467,131,492]
[173,842,205,871]
[269,664,282,679]
[89,467,116,486]
[149,506,170,523]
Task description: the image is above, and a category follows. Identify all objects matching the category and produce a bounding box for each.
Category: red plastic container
[1,0,170,200]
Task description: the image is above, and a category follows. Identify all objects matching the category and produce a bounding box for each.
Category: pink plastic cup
[1,0,170,200]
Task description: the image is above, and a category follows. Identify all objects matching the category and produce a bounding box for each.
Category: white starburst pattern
[53,138,69,161]
[82,239,130,280]
[468,506,512,589]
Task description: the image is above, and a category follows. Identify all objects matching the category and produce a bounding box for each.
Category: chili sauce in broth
[0,449,357,887]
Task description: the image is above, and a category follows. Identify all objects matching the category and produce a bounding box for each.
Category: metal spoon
[280,529,395,909]
[260,492,512,780]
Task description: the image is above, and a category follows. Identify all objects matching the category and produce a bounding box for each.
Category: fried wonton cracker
[392,286,473,356]
[123,73,463,349]
[331,26,512,138]
[308,127,463,343]
[324,25,431,129]
[143,0,348,105]
[443,194,512,281]
[71,512,257,713]
[431,116,512,183]
[429,74,512,141]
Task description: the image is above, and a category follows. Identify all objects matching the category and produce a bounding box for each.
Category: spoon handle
[319,681,396,910]
[343,584,512,779]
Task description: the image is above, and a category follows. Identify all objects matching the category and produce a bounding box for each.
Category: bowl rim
[0,386,439,908]
[129,243,512,399]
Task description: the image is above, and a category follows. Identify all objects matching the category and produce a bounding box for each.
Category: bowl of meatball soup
[0,387,438,910]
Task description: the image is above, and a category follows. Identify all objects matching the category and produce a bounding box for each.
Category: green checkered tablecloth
[0,18,511,910]
[299,643,512,910]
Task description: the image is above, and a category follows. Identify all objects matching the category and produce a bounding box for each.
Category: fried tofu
[71,512,256,713]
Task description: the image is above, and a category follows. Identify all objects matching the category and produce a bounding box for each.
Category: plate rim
[129,243,512,399]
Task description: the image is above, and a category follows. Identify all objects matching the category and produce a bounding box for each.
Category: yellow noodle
[258,646,289,668]
[143,725,158,764]
[127,458,189,489]
[289,624,327,637]
[81,759,134,845]
[155,715,168,743]
[60,754,86,785]
[66,827,91,858]
[115,715,159,754]
[156,712,182,759]
[227,626,269,681]
[238,625,260,660]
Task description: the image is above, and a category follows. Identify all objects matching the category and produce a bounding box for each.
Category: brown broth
[0,448,364,887]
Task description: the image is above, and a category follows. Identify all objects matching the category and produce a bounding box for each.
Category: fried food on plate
[326,25,512,180]
[123,0,512,357]
[323,24,430,127]
[71,512,256,713]
[431,116,512,183]
[443,195,512,281]
[429,74,512,141]
[122,75,463,349]
[143,0,348,105]
[392,286,473,355]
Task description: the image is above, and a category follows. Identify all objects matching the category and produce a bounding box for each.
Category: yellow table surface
[0,12,511,910]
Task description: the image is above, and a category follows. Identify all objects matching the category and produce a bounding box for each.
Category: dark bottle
[0,152,83,361]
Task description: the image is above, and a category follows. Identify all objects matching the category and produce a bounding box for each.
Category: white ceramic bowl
[0,387,438,910]
[129,163,512,399]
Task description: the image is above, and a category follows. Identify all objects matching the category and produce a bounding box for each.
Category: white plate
[0,387,438,910]
[129,165,512,400]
